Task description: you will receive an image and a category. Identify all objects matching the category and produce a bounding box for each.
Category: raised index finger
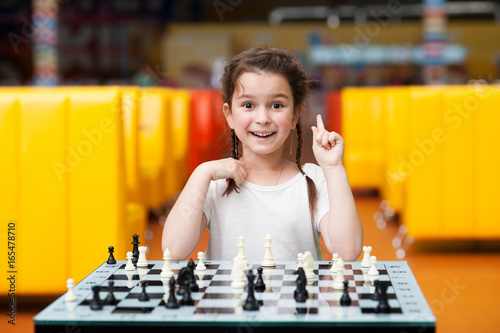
[316,114,326,131]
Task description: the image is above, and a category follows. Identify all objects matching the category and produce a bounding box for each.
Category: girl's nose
[255,107,271,124]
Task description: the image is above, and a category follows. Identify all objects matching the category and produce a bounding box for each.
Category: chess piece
[372,280,383,300]
[330,253,339,273]
[161,248,174,278]
[131,234,140,266]
[176,268,189,296]
[125,251,135,271]
[237,236,249,266]
[340,280,351,306]
[242,270,259,311]
[361,246,372,268]
[107,246,116,265]
[333,258,345,290]
[138,281,149,301]
[296,253,304,270]
[231,257,246,289]
[375,281,391,313]
[301,251,316,280]
[187,259,199,292]
[179,279,195,306]
[126,271,135,289]
[137,246,148,268]
[294,268,308,302]
[368,256,379,276]
[64,278,77,302]
[261,233,276,267]
[90,286,103,310]
[165,277,180,309]
[254,267,266,292]
[104,281,117,305]
[196,252,206,271]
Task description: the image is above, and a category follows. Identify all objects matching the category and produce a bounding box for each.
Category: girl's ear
[223,103,234,129]
[292,105,303,130]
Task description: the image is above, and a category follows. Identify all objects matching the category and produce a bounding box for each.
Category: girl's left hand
[311,114,344,168]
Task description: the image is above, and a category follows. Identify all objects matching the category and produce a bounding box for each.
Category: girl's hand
[203,158,247,185]
[311,114,344,169]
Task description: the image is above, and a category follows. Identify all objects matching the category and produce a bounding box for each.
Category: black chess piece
[131,234,140,266]
[372,279,382,301]
[138,281,150,301]
[243,270,259,311]
[179,279,195,306]
[165,277,180,309]
[176,267,188,296]
[90,285,103,310]
[254,267,266,292]
[375,281,391,314]
[340,280,351,306]
[104,281,118,305]
[294,268,308,302]
[106,246,116,265]
[187,259,199,292]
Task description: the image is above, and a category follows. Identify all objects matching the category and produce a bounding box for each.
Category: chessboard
[34,260,436,333]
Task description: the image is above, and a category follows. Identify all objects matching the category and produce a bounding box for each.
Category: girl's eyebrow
[235,93,289,100]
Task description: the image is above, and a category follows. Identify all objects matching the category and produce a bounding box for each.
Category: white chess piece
[161,248,174,278]
[261,233,276,267]
[125,251,135,271]
[330,253,339,273]
[333,257,345,289]
[196,252,207,271]
[64,278,77,302]
[302,251,316,280]
[368,255,379,276]
[136,246,148,268]
[237,236,249,266]
[126,271,135,289]
[361,246,372,268]
[231,257,246,289]
[296,253,304,270]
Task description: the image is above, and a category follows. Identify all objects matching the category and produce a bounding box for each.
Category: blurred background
[1,0,500,332]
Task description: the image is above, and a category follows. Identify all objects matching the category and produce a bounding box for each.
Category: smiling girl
[162,47,362,262]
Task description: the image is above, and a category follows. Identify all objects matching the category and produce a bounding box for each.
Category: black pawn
[254,267,266,292]
[104,281,117,305]
[340,280,351,306]
[179,279,195,306]
[243,270,259,311]
[375,282,391,314]
[187,259,199,292]
[372,280,382,301]
[165,277,180,309]
[90,286,103,310]
[176,267,188,296]
[131,234,140,266]
[107,246,116,265]
[138,281,149,301]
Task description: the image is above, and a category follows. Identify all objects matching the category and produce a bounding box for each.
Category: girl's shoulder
[302,163,326,183]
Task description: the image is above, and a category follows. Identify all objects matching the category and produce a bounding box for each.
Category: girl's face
[224,71,300,158]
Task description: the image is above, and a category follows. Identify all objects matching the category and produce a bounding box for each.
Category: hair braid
[295,121,318,222]
[223,130,240,196]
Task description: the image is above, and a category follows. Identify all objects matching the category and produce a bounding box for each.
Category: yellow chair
[403,87,444,239]
[341,88,385,189]
[66,88,146,282]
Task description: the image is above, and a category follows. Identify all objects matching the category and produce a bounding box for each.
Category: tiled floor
[6,194,500,333]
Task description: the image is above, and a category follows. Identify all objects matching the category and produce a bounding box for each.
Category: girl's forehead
[234,71,292,98]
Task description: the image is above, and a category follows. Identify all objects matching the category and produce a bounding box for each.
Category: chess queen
[162,47,363,262]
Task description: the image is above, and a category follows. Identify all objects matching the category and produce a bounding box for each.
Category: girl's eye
[242,102,253,109]
[271,103,283,109]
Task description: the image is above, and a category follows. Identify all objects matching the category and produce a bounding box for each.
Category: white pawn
[261,233,276,267]
[237,236,249,266]
[137,246,148,268]
[64,278,77,302]
[125,251,135,271]
[296,253,303,270]
[361,246,372,268]
[368,256,379,276]
[302,251,316,280]
[161,248,174,278]
[196,251,207,271]
[330,253,339,273]
[332,258,345,290]
[231,257,246,289]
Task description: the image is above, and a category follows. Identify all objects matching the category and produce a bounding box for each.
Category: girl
[162,47,362,262]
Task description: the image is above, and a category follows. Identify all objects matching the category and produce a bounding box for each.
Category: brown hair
[220,47,317,219]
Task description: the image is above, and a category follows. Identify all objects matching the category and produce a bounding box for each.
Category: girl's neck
[240,151,284,172]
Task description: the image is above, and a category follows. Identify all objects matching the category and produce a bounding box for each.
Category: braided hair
[221,47,318,219]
